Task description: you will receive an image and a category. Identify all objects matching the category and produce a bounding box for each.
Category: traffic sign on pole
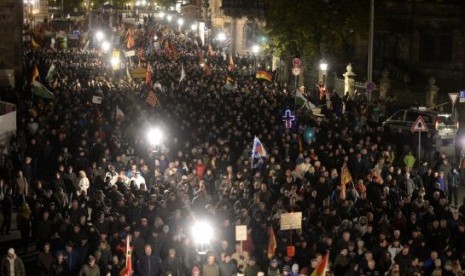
[411,115,428,132]
[449,92,458,105]
[366,81,376,92]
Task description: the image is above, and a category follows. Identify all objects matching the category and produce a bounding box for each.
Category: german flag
[267,226,277,259]
[256,70,272,82]
[311,251,329,276]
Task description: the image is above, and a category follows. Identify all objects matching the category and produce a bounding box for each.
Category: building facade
[0,0,24,88]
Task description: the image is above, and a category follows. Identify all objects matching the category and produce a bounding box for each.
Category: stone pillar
[379,69,390,99]
[426,77,439,107]
[343,63,356,97]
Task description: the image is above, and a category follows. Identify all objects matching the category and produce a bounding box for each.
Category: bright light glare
[252,44,259,54]
[167,15,172,22]
[158,12,165,18]
[177,18,184,26]
[110,57,120,67]
[191,24,197,31]
[191,221,213,244]
[95,31,104,41]
[216,32,226,41]
[147,127,163,146]
[319,60,328,71]
[101,41,110,51]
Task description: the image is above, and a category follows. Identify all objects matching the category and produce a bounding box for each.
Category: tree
[265,0,370,60]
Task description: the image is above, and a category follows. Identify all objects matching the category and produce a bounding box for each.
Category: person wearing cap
[0,248,25,276]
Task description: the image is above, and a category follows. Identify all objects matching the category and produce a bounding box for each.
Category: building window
[419,34,452,62]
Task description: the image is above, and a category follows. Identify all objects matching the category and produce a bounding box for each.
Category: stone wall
[0,0,24,87]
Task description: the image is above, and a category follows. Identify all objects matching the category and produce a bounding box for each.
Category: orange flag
[31,64,40,84]
[340,164,353,200]
[267,226,277,259]
[120,235,132,276]
[311,251,329,276]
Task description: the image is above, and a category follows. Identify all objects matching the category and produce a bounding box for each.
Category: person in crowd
[37,243,54,276]
[0,248,25,276]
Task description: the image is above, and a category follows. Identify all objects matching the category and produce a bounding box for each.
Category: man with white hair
[0,248,26,275]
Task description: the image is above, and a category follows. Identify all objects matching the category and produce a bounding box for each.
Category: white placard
[235,225,247,241]
[280,212,302,230]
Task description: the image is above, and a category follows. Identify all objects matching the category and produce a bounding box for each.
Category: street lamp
[166,14,172,22]
[191,23,197,32]
[177,18,184,31]
[191,220,213,254]
[216,32,226,41]
[252,44,260,54]
[319,59,328,87]
[147,127,164,152]
[95,31,104,41]
[101,41,111,52]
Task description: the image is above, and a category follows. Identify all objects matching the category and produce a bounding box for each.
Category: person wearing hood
[1,248,26,276]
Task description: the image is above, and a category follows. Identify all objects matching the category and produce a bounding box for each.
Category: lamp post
[319,59,328,88]
[177,18,184,31]
[252,44,259,72]
[191,220,213,255]
[147,127,164,152]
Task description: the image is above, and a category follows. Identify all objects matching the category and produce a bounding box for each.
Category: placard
[235,225,247,241]
[280,212,302,230]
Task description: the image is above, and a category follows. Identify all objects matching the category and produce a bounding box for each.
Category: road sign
[411,115,428,132]
[366,81,376,91]
[292,67,301,76]
[449,92,458,105]
[460,90,465,103]
[292,58,301,68]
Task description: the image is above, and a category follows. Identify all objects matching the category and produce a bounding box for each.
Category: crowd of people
[0,13,464,276]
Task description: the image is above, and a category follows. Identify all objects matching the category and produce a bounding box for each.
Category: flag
[120,235,132,276]
[146,91,158,107]
[31,37,40,49]
[256,70,273,82]
[146,64,152,85]
[32,80,54,99]
[340,165,353,200]
[46,64,57,82]
[126,67,133,82]
[267,226,277,259]
[208,44,214,58]
[32,64,40,84]
[228,54,235,71]
[252,136,267,158]
[295,91,316,110]
[82,39,90,51]
[224,76,235,91]
[179,65,186,83]
[127,33,135,49]
[311,251,329,276]
[116,105,125,120]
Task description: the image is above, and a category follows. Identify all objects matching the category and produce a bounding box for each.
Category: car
[382,108,457,142]
[382,108,437,133]
[436,113,457,142]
